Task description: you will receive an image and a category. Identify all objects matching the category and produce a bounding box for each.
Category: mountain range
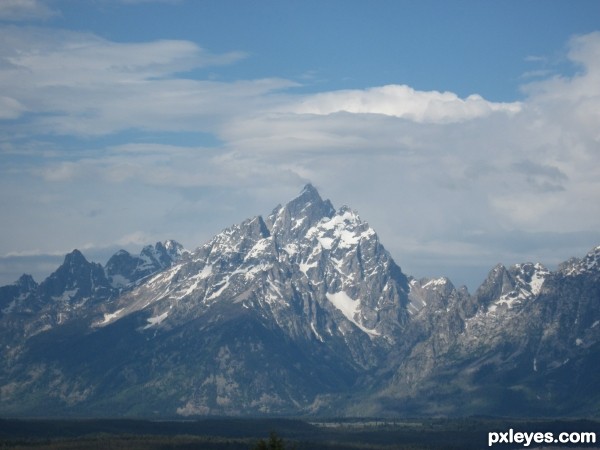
[1,184,599,418]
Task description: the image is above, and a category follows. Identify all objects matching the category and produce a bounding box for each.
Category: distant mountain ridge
[1,185,599,418]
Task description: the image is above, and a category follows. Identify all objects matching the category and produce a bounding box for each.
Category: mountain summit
[1,186,599,418]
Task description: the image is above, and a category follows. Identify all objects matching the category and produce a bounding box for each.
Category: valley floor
[1,417,599,450]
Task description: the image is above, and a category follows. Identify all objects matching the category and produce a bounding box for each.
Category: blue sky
[1,0,599,290]
[54,0,599,99]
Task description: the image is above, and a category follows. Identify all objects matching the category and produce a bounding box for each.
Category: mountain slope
[372,246,600,417]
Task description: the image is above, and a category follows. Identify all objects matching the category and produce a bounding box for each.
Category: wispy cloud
[0,0,58,21]
[0,26,272,136]
[0,95,26,119]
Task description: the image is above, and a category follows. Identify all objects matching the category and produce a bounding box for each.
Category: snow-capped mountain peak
[94,185,410,353]
[479,261,549,313]
[164,239,188,258]
[105,239,187,288]
[559,245,600,276]
[267,183,335,244]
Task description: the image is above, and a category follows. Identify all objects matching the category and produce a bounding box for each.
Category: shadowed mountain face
[1,185,599,418]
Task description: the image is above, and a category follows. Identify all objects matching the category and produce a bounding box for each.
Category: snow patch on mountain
[144,311,169,329]
[97,308,125,326]
[326,291,379,337]
[422,277,449,289]
[305,208,374,252]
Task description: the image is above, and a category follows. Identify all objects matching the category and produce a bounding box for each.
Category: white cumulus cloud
[287,84,521,123]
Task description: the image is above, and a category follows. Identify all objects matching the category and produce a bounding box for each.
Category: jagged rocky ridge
[0,185,599,418]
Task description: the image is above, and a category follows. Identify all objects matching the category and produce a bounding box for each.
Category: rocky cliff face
[0,186,598,418]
